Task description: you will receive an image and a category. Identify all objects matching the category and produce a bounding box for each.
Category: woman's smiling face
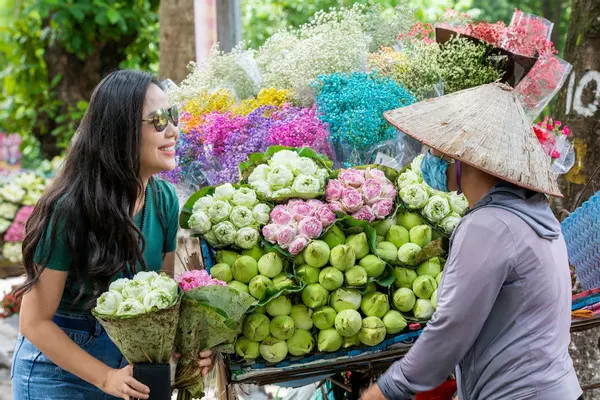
[139,83,179,179]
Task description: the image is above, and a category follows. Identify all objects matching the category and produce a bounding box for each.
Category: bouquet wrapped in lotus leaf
[174,269,255,400]
[92,271,181,364]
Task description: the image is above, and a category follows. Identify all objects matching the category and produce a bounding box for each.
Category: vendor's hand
[361,384,386,400]
[172,350,213,376]
[100,365,150,400]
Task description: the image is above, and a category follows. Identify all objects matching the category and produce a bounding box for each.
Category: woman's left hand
[173,350,213,376]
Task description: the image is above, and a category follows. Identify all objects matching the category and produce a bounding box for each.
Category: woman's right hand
[100,365,150,399]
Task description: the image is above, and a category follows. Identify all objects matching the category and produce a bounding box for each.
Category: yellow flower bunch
[367,47,409,82]
[180,89,236,133]
[232,88,295,115]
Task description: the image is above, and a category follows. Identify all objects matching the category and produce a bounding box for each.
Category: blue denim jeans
[11,313,127,400]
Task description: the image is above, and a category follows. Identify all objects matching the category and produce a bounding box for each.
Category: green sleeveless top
[34,178,179,314]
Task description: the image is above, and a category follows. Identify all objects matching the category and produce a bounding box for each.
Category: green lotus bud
[413,299,435,320]
[358,316,386,346]
[360,292,390,318]
[210,263,232,283]
[346,233,369,259]
[312,306,337,330]
[397,243,422,266]
[409,225,432,248]
[342,334,361,348]
[416,257,441,277]
[228,281,249,294]
[303,240,330,268]
[334,309,362,337]
[266,295,292,317]
[382,310,407,335]
[319,267,344,291]
[386,225,409,248]
[317,329,343,352]
[259,336,288,363]
[374,218,396,236]
[435,272,443,285]
[329,244,356,272]
[248,275,273,300]
[242,245,265,261]
[323,224,346,249]
[254,305,266,314]
[297,265,320,285]
[376,241,397,263]
[365,282,377,294]
[231,255,259,283]
[412,275,437,299]
[330,288,362,312]
[394,267,417,289]
[235,337,260,359]
[397,212,424,230]
[430,289,438,310]
[345,266,368,287]
[302,284,329,309]
[359,255,386,278]
[270,315,295,340]
[294,253,305,266]
[242,313,270,342]
[272,273,294,290]
[286,329,315,356]
[393,288,416,312]
[216,250,240,266]
[290,304,313,330]
[258,253,283,278]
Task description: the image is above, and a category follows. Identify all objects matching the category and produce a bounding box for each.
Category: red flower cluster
[1,290,22,318]
[465,21,507,47]
[399,22,435,44]
[516,55,569,112]
[532,116,570,159]
[502,9,556,57]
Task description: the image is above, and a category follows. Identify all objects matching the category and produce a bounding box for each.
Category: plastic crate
[562,190,600,291]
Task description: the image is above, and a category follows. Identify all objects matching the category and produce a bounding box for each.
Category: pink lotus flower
[372,199,394,219]
[298,217,323,239]
[338,169,365,188]
[381,183,397,200]
[352,206,375,222]
[307,199,325,212]
[14,206,33,224]
[177,269,226,292]
[277,225,296,247]
[341,188,363,213]
[316,206,336,227]
[270,205,293,225]
[328,201,344,213]
[290,202,313,221]
[362,179,383,203]
[288,236,309,255]
[364,168,386,180]
[262,224,281,243]
[325,179,344,201]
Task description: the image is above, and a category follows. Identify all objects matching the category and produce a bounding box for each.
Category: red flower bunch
[1,290,22,318]
[465,21,507,47]
[532,116,570,159]
[503,9,556,57]
[399,22,435,44]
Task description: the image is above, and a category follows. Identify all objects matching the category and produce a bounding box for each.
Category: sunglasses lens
[154,111,168,131]
[170,106,179,127]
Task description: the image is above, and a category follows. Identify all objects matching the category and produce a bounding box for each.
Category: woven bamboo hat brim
[384,83,562,197]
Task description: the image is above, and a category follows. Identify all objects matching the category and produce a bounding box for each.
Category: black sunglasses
[142,105,179,132]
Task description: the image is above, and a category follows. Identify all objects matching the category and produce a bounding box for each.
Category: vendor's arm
[373,212,517,399]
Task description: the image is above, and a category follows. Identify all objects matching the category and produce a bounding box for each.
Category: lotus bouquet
[0,202,18,220]
[262,199,337,255]
[326,168,396,222]
[396,155,468,234]
[174,269,255,400]
[92,271,181,364]
[186,184,271,249]
[246,149,330,201]
[4,206,33,243]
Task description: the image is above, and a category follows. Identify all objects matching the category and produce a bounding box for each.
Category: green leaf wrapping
[173,286,255,399]
[92,295,181,364]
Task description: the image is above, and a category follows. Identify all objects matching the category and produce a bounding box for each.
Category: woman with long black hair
[11,70,212,399]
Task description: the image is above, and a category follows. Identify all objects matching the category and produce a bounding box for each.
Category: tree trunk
[553,0,600,398]
[158,0,196,83]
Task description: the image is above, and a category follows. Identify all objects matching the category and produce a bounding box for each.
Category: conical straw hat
[384,83,562,197]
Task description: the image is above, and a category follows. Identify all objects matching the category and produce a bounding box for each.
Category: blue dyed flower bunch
[313,72,416,166]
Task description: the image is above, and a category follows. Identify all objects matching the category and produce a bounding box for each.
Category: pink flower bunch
[262,199,337,255]
[176,269,226,292]
[325,168,396,222]
[3,206,33,243]
[398,21,435,45]
[502,10,556,57]
[533,116,570,159]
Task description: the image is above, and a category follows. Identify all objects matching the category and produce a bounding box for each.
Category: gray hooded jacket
[378,182,582,400]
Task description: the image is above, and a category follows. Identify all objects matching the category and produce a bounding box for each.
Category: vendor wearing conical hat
[362,83,582,400]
